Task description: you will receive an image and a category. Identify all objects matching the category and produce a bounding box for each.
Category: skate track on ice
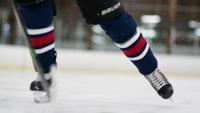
[0,71,200,113]
[0,45,200,113]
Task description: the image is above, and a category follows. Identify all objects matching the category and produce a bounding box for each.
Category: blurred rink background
[0,0,200,113]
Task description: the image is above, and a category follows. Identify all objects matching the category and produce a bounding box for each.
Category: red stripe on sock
[31,32,55,47]
[122,36,146,56]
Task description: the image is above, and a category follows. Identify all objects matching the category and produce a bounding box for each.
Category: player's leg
[15,0,57,102]
[76,0,173,99]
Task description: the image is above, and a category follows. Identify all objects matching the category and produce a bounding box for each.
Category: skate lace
[146,69,168,91]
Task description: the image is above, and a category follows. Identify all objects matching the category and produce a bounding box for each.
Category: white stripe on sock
[27,25,54,35]
[129,44,150,61]
[35,43,55,54]
[115,28,141,49]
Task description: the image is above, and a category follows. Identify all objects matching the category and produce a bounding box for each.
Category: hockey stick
[10,0,51,102]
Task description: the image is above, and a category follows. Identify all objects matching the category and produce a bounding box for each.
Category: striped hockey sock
[20,0,57,74]
[27,24,57,74]
[100,13,157,75]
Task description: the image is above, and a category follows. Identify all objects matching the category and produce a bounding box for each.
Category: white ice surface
[0,71,200,113]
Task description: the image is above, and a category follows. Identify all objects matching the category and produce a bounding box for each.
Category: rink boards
[0,45,200,77]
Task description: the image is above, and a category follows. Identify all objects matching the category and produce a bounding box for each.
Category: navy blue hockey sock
[20,0,56,74]
[100,13,157,75]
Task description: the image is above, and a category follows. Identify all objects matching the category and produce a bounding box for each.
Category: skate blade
[33,91,51,103]
[32,82,57,103]
[33,65,57,103]
[169,97,174,103]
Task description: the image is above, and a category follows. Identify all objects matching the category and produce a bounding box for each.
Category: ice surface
[0,70,200,113]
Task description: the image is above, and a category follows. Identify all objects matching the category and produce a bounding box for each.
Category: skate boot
[145,68,174,99]
[30,74,54,103]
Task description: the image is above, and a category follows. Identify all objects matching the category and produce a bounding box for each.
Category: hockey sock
[100,13,157,75]
[20,0,56,74]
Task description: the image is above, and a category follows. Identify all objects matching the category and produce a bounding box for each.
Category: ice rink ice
[0,45,200,113]
[0,70,200,113]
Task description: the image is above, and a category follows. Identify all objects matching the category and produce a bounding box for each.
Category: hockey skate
[145,68,174,99]
[30,72,56,103]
